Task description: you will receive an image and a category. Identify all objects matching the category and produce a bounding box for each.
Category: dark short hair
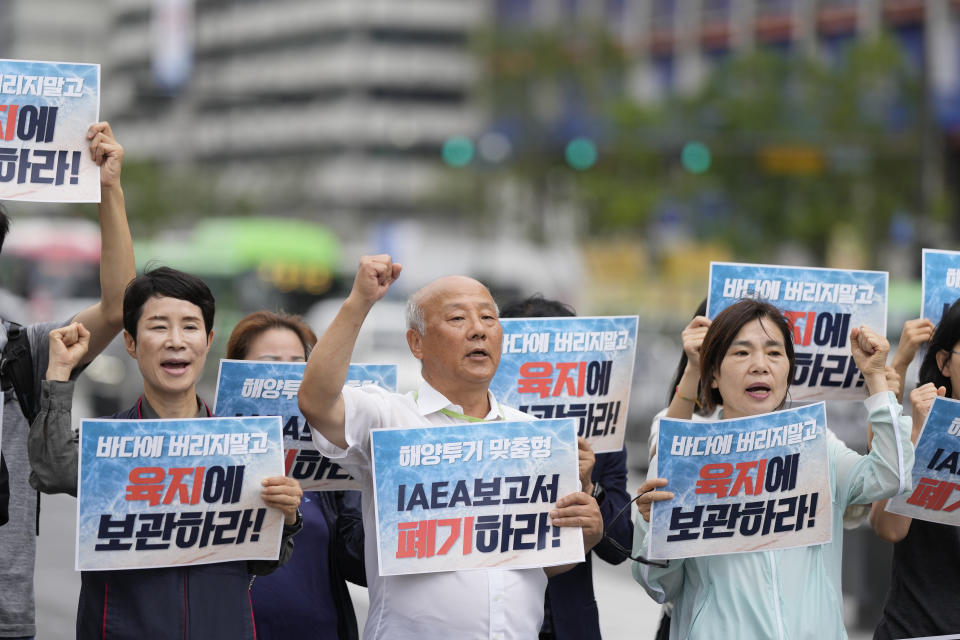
[226,310,317,360]
[499,294,575,318]
[698,299,796,413]
[919,298,960,396]
[0,202,9,253]
[123,266,215,341]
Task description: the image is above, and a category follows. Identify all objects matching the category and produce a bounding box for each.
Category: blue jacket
[77,399,299,640]
[544,446,633,639]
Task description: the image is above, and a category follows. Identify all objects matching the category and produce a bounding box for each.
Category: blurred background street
[4,0,960,636]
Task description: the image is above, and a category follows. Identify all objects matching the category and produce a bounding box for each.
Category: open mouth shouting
[161,358,192,376]
[745,382,772,400]
[466,347,490,360]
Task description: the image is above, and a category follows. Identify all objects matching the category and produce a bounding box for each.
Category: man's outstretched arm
[73,122,135,362]
[299,254,401,449]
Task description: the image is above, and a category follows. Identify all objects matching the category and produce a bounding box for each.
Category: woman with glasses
[871,304,960,639]
[498,295,632,640]
[631,299,913,639]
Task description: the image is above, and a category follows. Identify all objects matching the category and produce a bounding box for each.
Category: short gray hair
[405,281,500,335]
[406,290,426,334]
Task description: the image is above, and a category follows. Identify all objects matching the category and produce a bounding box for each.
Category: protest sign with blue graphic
[76,416,284,571]
[0,59,100,202]
[370,418,582,575]
[922,249,960,327]
[214,359,397,490]
[708,262,887,402]
[649,403,831,560]
[887,396,960,526]
[489,316,638,453]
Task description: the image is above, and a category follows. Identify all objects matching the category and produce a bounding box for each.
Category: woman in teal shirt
[632,299,913,640]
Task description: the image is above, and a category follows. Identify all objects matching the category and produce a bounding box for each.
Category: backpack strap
[0,320,37,424]
[0,455,8,527]
[0,319,40,533]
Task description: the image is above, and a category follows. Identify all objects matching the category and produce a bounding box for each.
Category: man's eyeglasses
[600,490,669,568]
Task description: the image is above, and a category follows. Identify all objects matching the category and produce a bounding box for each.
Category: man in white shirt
[299,254,603,640]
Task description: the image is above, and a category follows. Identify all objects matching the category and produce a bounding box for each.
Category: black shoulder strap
[0,320,37,424]
[0,455,8,527]
[0,319,38,533]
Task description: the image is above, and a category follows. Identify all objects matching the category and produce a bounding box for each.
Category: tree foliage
[470,26,931,264]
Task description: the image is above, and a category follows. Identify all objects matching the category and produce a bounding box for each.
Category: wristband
[674,385,701,408]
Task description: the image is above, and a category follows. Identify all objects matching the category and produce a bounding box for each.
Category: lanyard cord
[414,391,501,422]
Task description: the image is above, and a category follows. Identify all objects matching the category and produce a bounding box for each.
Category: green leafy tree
[465,26,932,264]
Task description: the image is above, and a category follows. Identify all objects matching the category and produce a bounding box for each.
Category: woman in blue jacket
[632,299,913,640]
[226,311,366,640]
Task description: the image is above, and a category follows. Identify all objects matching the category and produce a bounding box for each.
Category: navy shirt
[251,490,365,640]
[874,519,960,639]
[252,492,338,638]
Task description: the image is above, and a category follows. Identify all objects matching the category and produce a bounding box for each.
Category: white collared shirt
[312,380,546,640]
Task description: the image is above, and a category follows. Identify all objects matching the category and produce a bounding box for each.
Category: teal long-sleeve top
[632,391,914,640]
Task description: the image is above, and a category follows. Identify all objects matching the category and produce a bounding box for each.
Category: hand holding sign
[47,322,90,382]
[88,122,123,188]
[893,318,934,371]
[850,326,890,394]
[550,491,603,553]
[260,476,303,525]
[577,437,596,495]
[634,477,672,523]
[909,383,947,443]
[681,316,711,372]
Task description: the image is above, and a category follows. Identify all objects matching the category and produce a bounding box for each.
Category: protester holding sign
[499,294,632,640]
[632,299,913,639]
[28,268,302,639]
[226,311,366,640]
[889,317,935,394]
[707,262,888,403]
[0,120,134,640]
[871,299,960,639]
[299,255,603,640]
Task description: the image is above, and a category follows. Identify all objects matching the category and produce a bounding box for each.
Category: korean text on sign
[213,359,397,491]
[921,249,960,327]
[76,416,284,571]
[708,262,887,402]
[371,418,582,576]
[888,396,960,526]
[649,403,832,560]
[0,59,101,202]
[490,316,639,454]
